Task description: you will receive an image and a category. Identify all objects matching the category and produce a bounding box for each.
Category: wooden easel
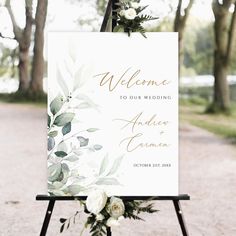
[37,1,190,235]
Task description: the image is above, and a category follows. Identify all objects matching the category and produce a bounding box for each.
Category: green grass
[0,92,47,107]
[180,98,236,144]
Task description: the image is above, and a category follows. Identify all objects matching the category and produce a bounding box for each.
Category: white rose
[119,9,126,17]
[130,2,139,9]
[106,217,120,227]
[124,8,137,20]
[96,213,105,222]
[86,189,107,215]
[107,197,125,219]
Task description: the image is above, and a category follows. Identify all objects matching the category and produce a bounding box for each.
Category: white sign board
[47,32,178,196]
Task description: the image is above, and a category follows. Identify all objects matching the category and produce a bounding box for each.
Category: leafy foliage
[113,0,158,37]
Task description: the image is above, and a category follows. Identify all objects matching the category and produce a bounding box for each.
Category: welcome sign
[47,32,178,196]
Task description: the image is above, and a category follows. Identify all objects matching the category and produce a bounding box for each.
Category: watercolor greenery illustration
[47,55,124,196]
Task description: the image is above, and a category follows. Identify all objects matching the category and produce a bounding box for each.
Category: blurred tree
[4,0,33,92]
[29,0,48,96]
[174,0,194,73]
[211,0,236,112]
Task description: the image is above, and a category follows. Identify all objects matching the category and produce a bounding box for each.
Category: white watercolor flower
[86,189,107,215]
[107,197,125,219]
[106,217,120,227]
[130,2,139,9]
[124,8,137,20]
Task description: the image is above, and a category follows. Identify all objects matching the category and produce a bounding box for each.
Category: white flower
[86,189,107,215]
[107,197,125,219]
[96,213,105,222]
[119,9,126,17]
[130,2,139,9]
[106,217,120,227]
[124,8,137,20]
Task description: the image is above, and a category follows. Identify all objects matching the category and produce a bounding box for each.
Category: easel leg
[173,200,189,236]
[40,200,55,236]
[107,226,112,236]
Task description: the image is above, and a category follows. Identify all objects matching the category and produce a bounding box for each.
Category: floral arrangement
[60,189,158,236]
[113,0,158,37]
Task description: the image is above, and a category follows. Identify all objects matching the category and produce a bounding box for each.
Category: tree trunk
[213,52,230,110]
[174,0,194,76]
[211,0,236,112]
[18,46,29,91]
[30,0,48,95]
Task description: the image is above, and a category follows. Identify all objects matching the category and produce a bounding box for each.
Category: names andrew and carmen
[94,68,172,153]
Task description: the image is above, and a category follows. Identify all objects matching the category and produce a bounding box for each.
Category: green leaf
[93,144,103,151]
[48,131,58,138]
[55,151,67,157]
[48,137,55,151]
[48,114,51,128]
[68,184,84,195]
[57,141,67,153]
[77,136,89,147]
[48,163,62,182]
[50,94,64,115]
[113,25,125,32]
[108,155,124,176]
[95,178,120,185]
[65,155,79,162]
[62,122,71,135]
[86,128,99,132]
[99,154,109,176]
[54,113,75,126]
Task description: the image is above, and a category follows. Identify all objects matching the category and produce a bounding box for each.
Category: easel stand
[36,194,190,236]
[39,1,190,235]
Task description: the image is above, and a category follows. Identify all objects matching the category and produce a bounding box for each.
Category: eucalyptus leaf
[48,137,55,151]
[93,144,103,151]
[65,155,79,162]
[48,131,58,138]
[62,122,71,135]
[48,114,51,128]
[68,184,84,195]
[54,113,75,127]
[48,163,62,182]
[55,151,67,157]
[50,94,64,115]
[99,154,109,176]
[77,136,89,147]
[95,178,120,185]
[62,163,70,179]
[108,155,124,176]
[86,128,99,132]
[57,141,67,152]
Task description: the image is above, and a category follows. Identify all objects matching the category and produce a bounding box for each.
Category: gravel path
[0,103,236,236]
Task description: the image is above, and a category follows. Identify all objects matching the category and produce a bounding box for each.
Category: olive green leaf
[86,128,99,132]
[50,94,65,115]
[48,131,58,138]
[54,113,75,127]
[62,122,71,136]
